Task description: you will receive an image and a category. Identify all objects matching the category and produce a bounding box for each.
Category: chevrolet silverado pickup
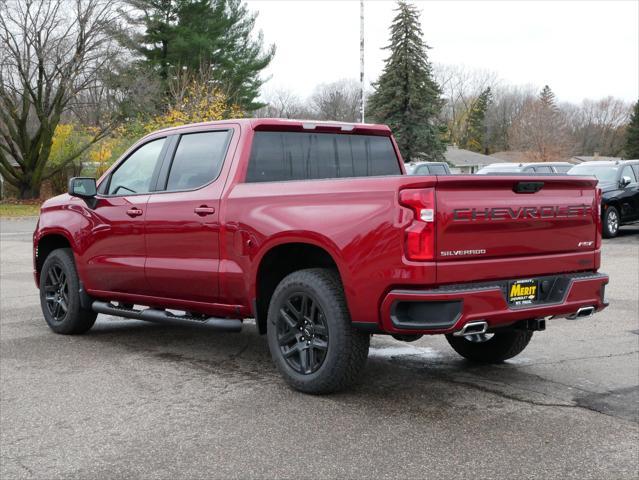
[34,119,609,394]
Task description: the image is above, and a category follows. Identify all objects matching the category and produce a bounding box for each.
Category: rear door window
[535,165,553,173]
[246,132,400,182]
[164,130,231,191]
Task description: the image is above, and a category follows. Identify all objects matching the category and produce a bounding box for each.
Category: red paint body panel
[34,118,609,335]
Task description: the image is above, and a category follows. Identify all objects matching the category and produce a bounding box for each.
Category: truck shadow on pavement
[83,316,638,424]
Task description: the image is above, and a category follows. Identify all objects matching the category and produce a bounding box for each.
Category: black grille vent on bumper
[391,301,463,330]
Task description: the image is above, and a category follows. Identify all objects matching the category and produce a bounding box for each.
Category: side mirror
[620,176,632,188]
[68,177,97,207]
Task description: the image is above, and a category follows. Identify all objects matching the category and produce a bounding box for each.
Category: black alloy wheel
[39,248,97,334]
[43,264,69,322]
[276,292,329,375]
[267,268,370,394]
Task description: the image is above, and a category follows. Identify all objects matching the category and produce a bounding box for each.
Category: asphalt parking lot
[1,217,638,480]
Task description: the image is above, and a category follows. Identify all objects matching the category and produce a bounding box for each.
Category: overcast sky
[245,0,639,104]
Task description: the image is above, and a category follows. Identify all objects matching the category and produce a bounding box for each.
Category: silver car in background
[476,162,574,174]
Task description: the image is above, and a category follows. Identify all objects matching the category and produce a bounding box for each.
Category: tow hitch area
[519,318,546,331]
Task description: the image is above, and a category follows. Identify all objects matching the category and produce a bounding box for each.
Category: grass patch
[0,201,41,218]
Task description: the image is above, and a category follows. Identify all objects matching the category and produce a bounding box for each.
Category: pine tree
[539,85,557,109]
[367,1,446,162]
[461,87,492,153]
[624,101,639,159]
[119,0,275,111]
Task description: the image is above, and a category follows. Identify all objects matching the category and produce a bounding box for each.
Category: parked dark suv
[568,160,639,238]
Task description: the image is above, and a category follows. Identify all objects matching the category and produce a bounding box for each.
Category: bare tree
[563,97,632,156]
[0,0,121,198]
[484,84,536,152]
[434,64,499,146]
[509,87,573,161]
[254,88,311,119]
[310,79,361,122]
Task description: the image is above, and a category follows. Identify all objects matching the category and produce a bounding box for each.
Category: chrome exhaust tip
[453,320,488,337]
[567,306,596,320]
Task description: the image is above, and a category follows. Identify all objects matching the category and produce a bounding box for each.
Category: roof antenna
[359,0,365,124]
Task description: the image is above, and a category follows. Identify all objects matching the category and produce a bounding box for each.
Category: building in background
[444,145,502,173]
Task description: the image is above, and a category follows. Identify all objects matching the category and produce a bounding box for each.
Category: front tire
[267,268,370,394]
[602,206,620,238]
[39,248,97,334]
[445,328,533,363]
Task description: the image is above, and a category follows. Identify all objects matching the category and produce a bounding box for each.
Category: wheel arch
[253,240,347,335]
[35,231,74,276]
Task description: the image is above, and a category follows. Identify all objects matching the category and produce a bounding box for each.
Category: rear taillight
[399,188,435,261]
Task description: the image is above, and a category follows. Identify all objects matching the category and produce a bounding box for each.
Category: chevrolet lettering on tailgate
[452,204,592,221]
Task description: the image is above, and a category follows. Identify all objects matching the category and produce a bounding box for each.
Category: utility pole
[359,0,365,123]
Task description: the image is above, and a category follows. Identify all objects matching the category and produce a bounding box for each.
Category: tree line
[257,1,637,164]
[1,0,638,199]
[1,0,274,198]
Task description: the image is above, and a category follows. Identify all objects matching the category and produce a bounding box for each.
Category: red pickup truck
[34,119,609,393]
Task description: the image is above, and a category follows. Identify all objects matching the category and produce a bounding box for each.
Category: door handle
[126,208,143,217]
[194,205,215,216]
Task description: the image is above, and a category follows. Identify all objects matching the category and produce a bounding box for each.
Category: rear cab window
[245,131,401,182]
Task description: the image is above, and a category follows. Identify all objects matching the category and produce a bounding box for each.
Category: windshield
[476,165,521,174]
[568,165,618,183]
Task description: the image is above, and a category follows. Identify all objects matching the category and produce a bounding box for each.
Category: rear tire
[267,268,370,394]
[445,328,533,363]
[39,248,97,335]
[602,206,620,238]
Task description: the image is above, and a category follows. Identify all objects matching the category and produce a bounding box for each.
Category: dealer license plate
[508,279,538,306]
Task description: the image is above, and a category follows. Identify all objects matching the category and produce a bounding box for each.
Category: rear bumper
[376,272,609,335]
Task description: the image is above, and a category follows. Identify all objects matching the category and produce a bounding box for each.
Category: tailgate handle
[514,181,544,194]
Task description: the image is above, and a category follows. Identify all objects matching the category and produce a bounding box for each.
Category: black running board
[92,301,242,332]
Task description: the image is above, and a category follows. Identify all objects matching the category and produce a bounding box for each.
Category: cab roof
[150,118,391,137]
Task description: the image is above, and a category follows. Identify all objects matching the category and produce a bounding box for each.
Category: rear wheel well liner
[254,243,343,334]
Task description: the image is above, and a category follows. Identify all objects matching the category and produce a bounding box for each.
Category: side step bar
[92,301,242,332]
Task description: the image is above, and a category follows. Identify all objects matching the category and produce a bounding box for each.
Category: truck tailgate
[435,175,600,283]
